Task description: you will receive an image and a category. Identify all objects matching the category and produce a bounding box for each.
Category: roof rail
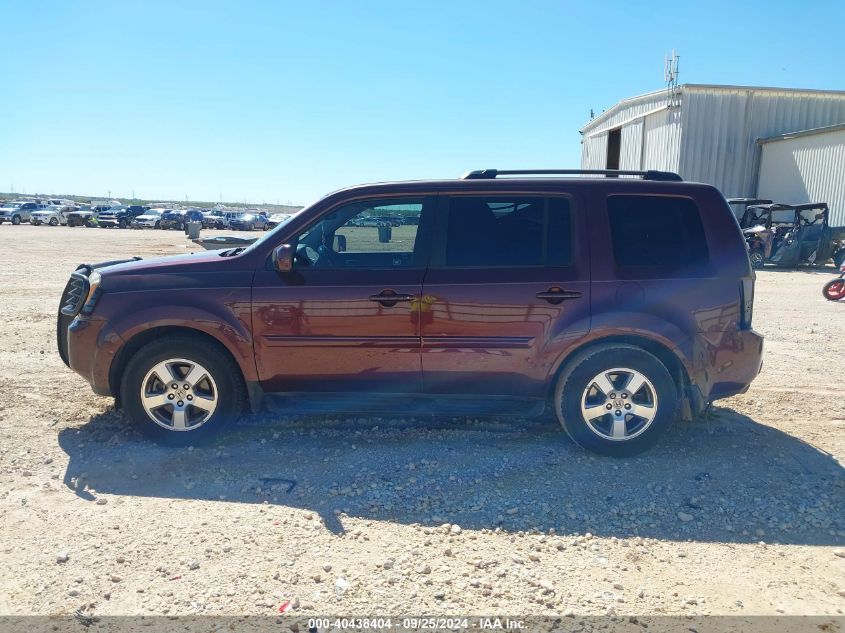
[460,169,683,182]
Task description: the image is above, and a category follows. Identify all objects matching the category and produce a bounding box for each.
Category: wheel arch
[109,326,259,412]
[548,334,698,418]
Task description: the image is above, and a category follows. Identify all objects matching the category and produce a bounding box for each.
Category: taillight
[739,278,754,329]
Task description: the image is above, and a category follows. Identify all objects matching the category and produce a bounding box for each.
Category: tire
[118,219,127,229]
[32,220,41,226]
[749,249,765,269]
[834,249,845,270]
[11,215,21,225]
[247,223,254,231]
[154,221,161,229]
[49,217,58,226]
[120,336,246,445]
[553,344,678,457]
[823,278,845,301]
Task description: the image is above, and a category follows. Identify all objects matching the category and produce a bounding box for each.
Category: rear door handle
[369,290,414,307]
[536,287,582,305]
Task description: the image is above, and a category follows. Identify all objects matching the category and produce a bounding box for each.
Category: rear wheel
[749,249,765,269]
[154,220,161,229]
[823,278,845,301]
[120,336,246,445]
[834,249,845,269]
[553,344,678,457]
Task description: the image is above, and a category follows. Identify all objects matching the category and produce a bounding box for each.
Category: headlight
[80,271,103,315]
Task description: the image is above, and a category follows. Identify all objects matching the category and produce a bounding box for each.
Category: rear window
[607,195,708,272]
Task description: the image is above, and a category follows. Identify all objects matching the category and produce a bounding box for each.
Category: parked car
[201,210,227,229]
[57,168,763,456]
[133,209,164,229]
[67,206,101,227]
[160,209,204,230]
[266,213,295,229]
[0,201,38,224]
[229,212,270,231]
[31,205,77,226]
[98,205,149,229]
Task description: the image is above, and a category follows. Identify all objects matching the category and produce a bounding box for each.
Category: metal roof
[581,84,845,133]
[758,122,845,144]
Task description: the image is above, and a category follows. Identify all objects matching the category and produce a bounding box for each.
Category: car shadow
[58,405,844,545]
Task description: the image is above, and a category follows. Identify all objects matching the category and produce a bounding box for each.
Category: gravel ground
[0,224,844,619]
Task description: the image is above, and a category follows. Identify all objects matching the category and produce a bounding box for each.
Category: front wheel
[553,344,678,457]
[11,215,21,225]
[120,336,246,445]
[49,217,59,226]
[823,278,845,301]
[749,249,765,269]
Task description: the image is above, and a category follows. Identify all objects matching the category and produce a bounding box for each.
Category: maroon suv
[57,169,763,456]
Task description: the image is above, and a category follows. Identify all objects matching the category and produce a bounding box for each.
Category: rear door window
[440,196,572,267]
[607,195,708,274]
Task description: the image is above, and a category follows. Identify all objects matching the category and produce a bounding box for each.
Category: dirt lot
[0,224,843,619]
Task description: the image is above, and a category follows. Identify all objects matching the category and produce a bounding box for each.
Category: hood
[95,250,256,293]
[99,249,257,275]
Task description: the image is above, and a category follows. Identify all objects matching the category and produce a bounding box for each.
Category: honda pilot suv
[57,169,763,456]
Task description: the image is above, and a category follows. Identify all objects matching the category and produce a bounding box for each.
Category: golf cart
[733,200,845,269]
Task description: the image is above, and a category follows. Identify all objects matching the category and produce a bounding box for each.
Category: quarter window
[443,196,572,267]
[607,195,708,270]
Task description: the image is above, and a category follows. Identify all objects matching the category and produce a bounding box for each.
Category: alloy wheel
[140,358,218,431]
[580,367,658,441]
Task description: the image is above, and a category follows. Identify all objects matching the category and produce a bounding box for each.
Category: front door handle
[369,290,414,307]
[536,287,582,305]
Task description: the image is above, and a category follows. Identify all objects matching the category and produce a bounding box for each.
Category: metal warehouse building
[580,84,845,225]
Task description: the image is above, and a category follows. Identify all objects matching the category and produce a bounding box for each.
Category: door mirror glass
[273,244,294,273]
[334,234,347,252]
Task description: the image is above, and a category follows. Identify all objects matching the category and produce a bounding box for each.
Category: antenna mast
[664,50,680,107]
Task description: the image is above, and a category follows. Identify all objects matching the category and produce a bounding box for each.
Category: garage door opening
[606,128,621,170]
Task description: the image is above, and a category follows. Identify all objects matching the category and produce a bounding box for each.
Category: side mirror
[273,244,294,273]
[334,234,347,252]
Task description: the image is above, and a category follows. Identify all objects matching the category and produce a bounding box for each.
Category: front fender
[99,289,257,382]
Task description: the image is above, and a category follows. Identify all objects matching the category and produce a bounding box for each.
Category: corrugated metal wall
[679,87,845,197]
[642,108,682,172]
[580,133,608,169]
[758,128,845,226]
[619,120,643,169]
[581,90,672,170]
[580,86,845,199]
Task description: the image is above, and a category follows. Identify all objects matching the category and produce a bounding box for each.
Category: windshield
[2,203,22,209]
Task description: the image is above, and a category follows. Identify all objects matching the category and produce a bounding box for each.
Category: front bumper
[57,260,140,395]
[66,316,123,396]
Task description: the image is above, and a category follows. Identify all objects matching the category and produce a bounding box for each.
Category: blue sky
[2,0,843,205]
